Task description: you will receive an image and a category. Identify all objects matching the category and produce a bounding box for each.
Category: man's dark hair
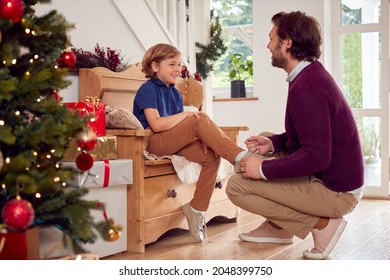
[271,11,322,62]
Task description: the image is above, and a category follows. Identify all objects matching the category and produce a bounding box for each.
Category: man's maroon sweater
[264,61,364,192]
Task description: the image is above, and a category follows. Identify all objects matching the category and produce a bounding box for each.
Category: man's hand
[245,135,274,155]
[240,156,263,179]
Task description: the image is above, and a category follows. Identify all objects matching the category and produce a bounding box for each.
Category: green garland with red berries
[195,10,227,80]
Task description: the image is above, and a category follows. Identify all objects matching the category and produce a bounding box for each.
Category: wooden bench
[78,64,248,253]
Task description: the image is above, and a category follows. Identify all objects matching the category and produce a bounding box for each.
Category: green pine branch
[0,0,110,254]
[195,11,227,80]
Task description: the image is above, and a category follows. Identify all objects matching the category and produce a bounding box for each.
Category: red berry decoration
[58,51,77,68]
[1,198,35,231]
[0,0,24,23]
[76,152,94,171]
[181,65,189,78]
[76,128,97,151]
[194,72,202,82]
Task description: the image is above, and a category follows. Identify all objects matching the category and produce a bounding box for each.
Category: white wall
[35,0,146,102]
[38,0,329,149]
[213,0,328,148]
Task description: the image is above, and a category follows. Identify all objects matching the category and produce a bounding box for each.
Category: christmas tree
[0,0,107,254]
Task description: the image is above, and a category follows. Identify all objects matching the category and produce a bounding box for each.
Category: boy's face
[152,54,182,86]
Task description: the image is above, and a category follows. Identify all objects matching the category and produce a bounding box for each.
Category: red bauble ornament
[76,128,97,151]
[1,198,35,231]
[51,89,61,101]
[58,51,77,68]
[0,0,25,23]
[76,152,94,171]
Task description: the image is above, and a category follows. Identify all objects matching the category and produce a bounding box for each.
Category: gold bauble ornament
[97,219,122,242]
[106,224,122,242]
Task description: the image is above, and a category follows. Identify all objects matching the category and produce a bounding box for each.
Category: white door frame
[332,0,389,199]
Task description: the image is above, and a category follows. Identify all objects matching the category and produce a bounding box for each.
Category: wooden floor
[103,198,390,260]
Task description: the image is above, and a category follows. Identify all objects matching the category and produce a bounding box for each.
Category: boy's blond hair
[142,43,181,79]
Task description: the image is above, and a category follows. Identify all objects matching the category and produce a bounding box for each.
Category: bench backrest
[78,64,204,112]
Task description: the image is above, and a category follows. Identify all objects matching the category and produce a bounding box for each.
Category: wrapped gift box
[61,159,132,258]
[62,159,132,188]
[65,97,106,136]
[81,184,127,258]
[0,227,40,260]
[39,227,74,259]
[62,136,118,161]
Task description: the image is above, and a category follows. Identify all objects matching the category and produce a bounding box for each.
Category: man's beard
[271,45,287,69]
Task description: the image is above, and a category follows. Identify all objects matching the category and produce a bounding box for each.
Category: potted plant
[355,119,381,185]
[359,120,380,164]
[228,53,253,98]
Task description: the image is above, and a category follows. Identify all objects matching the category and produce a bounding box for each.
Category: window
[334,0,389,197]
[210,0,253,97]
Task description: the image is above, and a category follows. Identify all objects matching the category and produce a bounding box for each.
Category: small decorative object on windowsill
[69,44,129,73]
[228,53,253,98]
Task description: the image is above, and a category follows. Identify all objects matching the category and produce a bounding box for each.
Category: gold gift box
[62,136,118,161]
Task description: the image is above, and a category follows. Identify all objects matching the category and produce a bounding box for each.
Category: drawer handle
[167,189,177,198]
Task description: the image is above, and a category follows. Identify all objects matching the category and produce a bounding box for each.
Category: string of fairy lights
[0,2,93,210]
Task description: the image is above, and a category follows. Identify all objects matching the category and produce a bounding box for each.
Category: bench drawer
[144,174,232,219]
[144,174,194,219]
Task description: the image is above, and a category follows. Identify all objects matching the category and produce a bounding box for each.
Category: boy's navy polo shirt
[133,79,184,129]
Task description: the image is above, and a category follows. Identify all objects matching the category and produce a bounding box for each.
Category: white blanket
[143,150,233,184]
